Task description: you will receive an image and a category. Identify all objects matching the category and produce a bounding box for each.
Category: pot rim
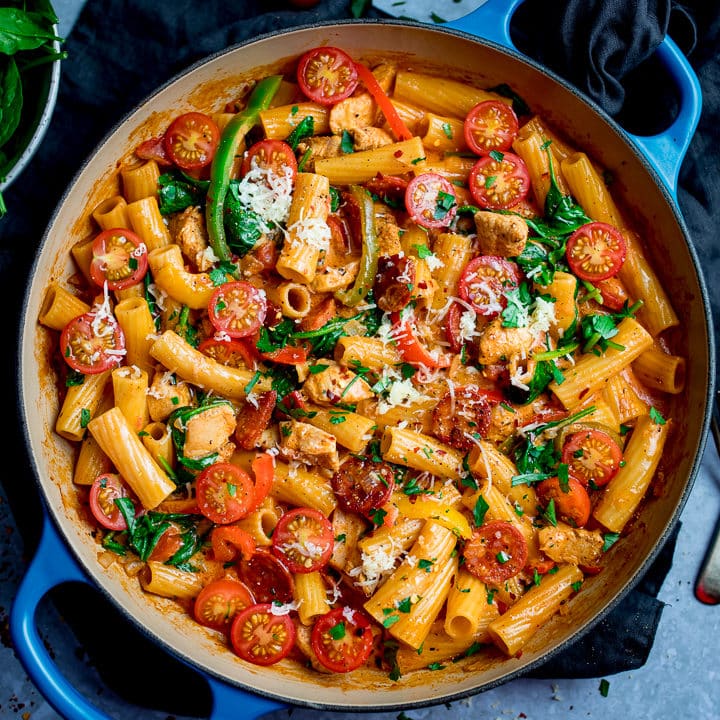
[18,17,716,711]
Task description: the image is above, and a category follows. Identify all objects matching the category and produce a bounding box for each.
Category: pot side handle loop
[10,515,114,720]
[10,513,287,720]
[625,36,702,198]
[447,1,702,197]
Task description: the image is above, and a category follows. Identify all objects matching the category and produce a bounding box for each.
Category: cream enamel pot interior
[11,1,713,718]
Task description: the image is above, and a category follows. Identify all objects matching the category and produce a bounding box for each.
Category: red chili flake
[394,150,403,158]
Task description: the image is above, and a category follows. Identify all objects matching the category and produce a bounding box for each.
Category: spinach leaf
[285,115,314,150]
[157,172,205,215]
[0,8,60,55]
[0,56,21,148]
[223,180,265,256]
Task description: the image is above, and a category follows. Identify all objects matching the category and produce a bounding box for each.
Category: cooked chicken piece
[374,203,402,255]
[302,360,373,405]
[474,210,529,258]
[312,260,359,293]
[146,370,192,422]
[182,403,237,462]
[329,92,375,134]
[295,135,343,172]
[350,126,394,151]
[476,317,534,365]
[279,419,340,471]
[538,523,604,567]
[168,206,215,271]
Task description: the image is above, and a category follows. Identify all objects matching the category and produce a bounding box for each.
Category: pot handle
[10,512,286,720]
[447,0,702,196]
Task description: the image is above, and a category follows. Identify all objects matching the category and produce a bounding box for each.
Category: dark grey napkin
[1,0,714,715]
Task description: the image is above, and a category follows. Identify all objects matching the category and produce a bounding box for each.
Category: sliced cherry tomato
[211,525,256,564]
[464,100,519,155]
[565,221,627,282]
[331,457,395,516]
[196,462,256,525]
[241,139,298,181]
[235,390,278,451]
[88,473,132,531]
[561,428,623,487]
[238,549,295,604]
[271,507,334,574]
[537,476,592,528]
[198,338,257,369]
[405,172,457,229]
[374,253,415,312]
[135,135,172,166]
[354,62,412,141]
[311,607,374,673]
[596,276,630,311]
[60,309,126,375]
[391,311,451,369]
[89,228,148,291]
[444,302,464,353]
[208,281,267,338]
[468,151,530,210]
[163,112,220,170]
[297,46,358,105]
[230,602,296,666]
[147,524,187,562]
[463,520,528,584]
[458,256,522,316]
[258,342,309,365]
[194,578,255,632]
[432,386,503,450]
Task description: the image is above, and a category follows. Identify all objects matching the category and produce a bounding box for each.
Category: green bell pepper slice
[206,74,283,261]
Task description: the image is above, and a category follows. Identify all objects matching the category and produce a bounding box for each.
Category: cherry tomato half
[331,457,395,516]
[208,281,267,339]
[198,338,257,369]
[464,100,519,155]
[391,311,451,368]
[458,256,522,316]
[271,507,334,574]
[432,386,503,450]
[561,428,623,487]
[163,112,220,170]
[238,549,295,604]
[463,520,528,584]
[537,476,592,528]
[196,462,256,525]
[311,607,374,673]
[468,151,530,210]
[241,139,298,181]
[88,473,133,531]
[194,578,255,632]
[297,46,359,105]
[60,309,126,375]
[147,524,188,563]
[405,172,457,229]
[565,221,627,282]
[89,228,148,291]
[230,603,296,666]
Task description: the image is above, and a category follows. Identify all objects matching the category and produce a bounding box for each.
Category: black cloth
[1,0,717,715]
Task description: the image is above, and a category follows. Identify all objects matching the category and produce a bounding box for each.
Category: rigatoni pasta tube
[87,406,176,509]
[431,233,474,309]
[445,569,499,640]
[270,460,337,517]
[73,433,113,486]
[602,369,649,424]
[39,283,91,331]
[140,561,204,599]
[276,172,331,284]
[55,370,112,442]
[141,421,175,470]
[111,365,150,432]
[114,296,156,374]
[259,102,330,139]
[420,113,467,152]
[127,195,171,251]
[561,152,623,227]
[381,426,464,479]
[593,414,670,533]
[149,330,272,400]
[92,195,131,230]
[121,159,160,202]
[364,520,456,647]
[393,71,511,118]
[533,270,577,337]
[148,245,217,309]
[487,564,583,655]
[549,317,654,410]
[314,137,426,185]
[294,571,329,626]
[236,497,281,547]
[303,405,376,453]
[334,335,402,370]
[632,345,685,394]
